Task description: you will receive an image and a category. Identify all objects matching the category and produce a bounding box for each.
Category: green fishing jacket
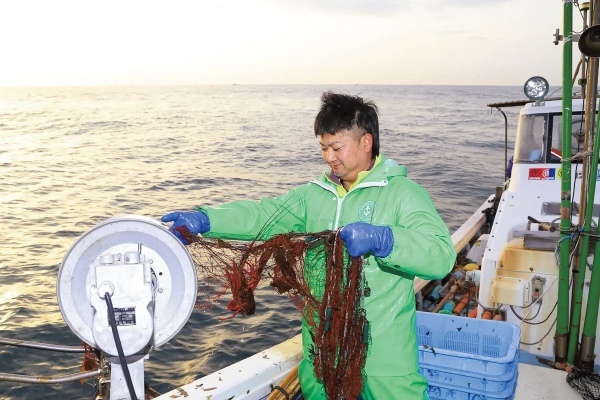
[200,155,456,399]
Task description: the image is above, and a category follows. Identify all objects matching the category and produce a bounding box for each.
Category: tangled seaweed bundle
[175,227,369,399]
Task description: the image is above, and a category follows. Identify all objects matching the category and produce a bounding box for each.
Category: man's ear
[361,133,373,153]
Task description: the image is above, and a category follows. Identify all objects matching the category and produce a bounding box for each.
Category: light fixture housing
[523,76,549,102]
[579,25,600,57]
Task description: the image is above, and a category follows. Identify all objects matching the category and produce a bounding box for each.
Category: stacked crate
[416,312,520,400]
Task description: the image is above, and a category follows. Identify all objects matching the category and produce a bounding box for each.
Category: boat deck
[153,333,583,400]
[516,363,579,399]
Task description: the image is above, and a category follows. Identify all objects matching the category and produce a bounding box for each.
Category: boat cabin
[513,100,586,165]
[478,97,600,369]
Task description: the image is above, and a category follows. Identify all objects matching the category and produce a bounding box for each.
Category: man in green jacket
[162,92,456,399]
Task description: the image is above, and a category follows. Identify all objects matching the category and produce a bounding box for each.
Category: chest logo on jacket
[358,201,377,222]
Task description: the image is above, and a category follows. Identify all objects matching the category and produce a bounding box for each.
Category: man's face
[319,129,373,185]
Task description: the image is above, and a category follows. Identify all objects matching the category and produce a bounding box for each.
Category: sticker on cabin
[528,168,556,180]
[557,168,600,180]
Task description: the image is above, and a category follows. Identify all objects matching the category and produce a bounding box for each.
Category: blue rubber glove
[161,211,210,245]
[339,222,394,258]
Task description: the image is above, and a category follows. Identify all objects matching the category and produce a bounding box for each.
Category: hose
[0,337,85,353]
[105,293,137,400]
[0,370,100,384]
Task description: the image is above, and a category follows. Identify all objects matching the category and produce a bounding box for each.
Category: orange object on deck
[482,310,492,319]
[453,296,470,315]
[467,308,478,318]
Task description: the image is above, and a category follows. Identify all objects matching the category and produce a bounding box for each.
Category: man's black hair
[314,91,380,158]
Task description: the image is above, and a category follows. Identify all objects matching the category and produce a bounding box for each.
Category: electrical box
[490,276,531,307]
[531,276,546,305]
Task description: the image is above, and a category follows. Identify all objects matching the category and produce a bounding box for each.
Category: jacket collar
[326,157,378,187]
[317,154,407,187]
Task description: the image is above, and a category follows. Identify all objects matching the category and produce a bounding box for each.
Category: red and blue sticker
[528,168,556,180]
[529,168,600,180]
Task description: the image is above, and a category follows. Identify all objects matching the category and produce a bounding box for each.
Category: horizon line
[0,83,530,89]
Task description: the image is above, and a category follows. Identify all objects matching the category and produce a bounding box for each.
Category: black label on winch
[110,307,136,326]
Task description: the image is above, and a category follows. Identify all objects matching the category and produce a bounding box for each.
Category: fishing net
[567,368,600,400]
[175,226,369,400]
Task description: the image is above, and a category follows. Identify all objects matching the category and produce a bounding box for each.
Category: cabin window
[514,114,546,163]
[550,113,586,162]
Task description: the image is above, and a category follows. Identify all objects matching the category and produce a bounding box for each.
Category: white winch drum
[57,215,197,349]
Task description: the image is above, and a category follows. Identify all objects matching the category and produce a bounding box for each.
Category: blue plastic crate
[427,377,517,400]
[416,312,520,399]
[421,356,517,392]
[420,360,518,392]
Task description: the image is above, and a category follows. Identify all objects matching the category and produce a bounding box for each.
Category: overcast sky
[0,0,582,86]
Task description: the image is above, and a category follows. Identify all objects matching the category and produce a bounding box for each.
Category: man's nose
[323,148,336,162]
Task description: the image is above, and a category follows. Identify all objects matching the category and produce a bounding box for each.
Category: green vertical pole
[581,240,600,369]
[568,102,600,365]
[579,0,600,371]
[556,0,573,364]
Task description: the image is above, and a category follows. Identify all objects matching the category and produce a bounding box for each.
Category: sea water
[0,84,523,399]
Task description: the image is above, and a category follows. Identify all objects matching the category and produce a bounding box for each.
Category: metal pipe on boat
[567,68,600,365]
[491,106,509,179]
[0,369,101,384]
[556,0,575,364]
[579,6,600,360]
[0,337,86,353]
[567,128,600,365]
[568,0,600,366]
[577,0,600,372]
[580,241,600,370]
[574,0,596,250]
[572,0,594,341]
[571,0,596,338]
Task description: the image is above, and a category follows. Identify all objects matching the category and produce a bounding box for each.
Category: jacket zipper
[310,179,388,229]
